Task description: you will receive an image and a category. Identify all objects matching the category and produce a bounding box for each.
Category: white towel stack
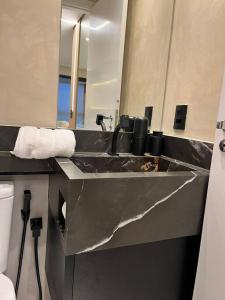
[12,126,76,159]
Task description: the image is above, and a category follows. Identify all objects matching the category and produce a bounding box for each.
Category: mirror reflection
[57,0,175,131]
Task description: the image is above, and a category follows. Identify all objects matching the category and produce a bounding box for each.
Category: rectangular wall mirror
[57,0,175,131]
[1,0,224,143]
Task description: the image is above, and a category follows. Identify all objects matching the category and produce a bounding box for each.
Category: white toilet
[0,183,16,300]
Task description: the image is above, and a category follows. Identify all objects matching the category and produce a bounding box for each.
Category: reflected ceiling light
[92,78,117,87]
[89,21,110,31]
[61,18,77,26]
[86,37,90,41]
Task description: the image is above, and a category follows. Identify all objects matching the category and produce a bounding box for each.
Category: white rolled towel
[12,126,76,159]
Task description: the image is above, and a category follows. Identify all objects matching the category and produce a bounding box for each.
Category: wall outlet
[173,105,188,130]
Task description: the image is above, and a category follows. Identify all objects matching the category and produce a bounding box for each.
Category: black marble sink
[71,156,194,173]
[48,153,208,256]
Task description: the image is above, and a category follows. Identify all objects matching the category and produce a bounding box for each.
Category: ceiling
[62,0,98,11]
[60,0,99,68]
[60,7,85,68]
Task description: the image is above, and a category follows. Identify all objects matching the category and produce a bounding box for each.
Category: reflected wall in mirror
[120,0,175,132]
[57,2,86,128]
[0,0,224,143]
[57,0,175,131]
[57,0,129,130]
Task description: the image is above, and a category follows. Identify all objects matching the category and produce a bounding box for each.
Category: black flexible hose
[15,190,31,296]
[15,219,28,295]
[34,237,42,300]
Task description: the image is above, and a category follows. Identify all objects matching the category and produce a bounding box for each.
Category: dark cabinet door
[73,237,200,300]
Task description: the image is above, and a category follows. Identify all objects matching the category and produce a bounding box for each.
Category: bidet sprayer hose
[15,190,31,296]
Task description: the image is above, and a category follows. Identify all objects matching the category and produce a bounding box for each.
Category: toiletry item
[144,106,153,131]
[132,118,148,156]
[145,134,151,153]
[124,117,136,132]
[148,131,164,156]
[173,105,188,130]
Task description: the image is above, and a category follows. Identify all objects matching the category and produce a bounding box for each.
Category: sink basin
[50,153,208,256]
[47,151,209,300]
[70,155,195,173]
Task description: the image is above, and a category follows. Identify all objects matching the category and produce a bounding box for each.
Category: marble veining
[189,140,213,161]
[163,135,213,169]
[66,179,85,233]
[76,180,85,204]
[77,172,197,254]
[71,156,193,174]
[0,127,213,170]
[75,130,132,153]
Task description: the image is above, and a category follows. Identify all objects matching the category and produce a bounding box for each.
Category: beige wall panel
[120,0,174,131]
[0,0,61,127]
[162,0,225,142]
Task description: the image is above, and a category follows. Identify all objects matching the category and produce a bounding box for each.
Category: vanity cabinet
[46,155,208,300]
[46,213,200,300]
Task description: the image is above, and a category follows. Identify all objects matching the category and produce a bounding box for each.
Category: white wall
[193,74,225,299]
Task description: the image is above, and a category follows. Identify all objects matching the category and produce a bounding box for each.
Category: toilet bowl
[0,183,16,300]
[0,274,16,300]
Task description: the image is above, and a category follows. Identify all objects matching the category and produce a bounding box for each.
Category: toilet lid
[0,274,16,300]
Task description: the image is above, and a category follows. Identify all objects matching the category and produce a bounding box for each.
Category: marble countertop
[0,150,209,178]
[56,152,208,180]
[0,151,54,175]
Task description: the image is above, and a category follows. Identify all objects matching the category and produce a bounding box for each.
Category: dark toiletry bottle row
[121,106,164,156]
[146,131,164,156]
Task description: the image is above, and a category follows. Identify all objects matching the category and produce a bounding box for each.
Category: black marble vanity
[0,126,212,300]
[46,152,209,300]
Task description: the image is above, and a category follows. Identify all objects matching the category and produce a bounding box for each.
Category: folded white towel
[12,126,76,159]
